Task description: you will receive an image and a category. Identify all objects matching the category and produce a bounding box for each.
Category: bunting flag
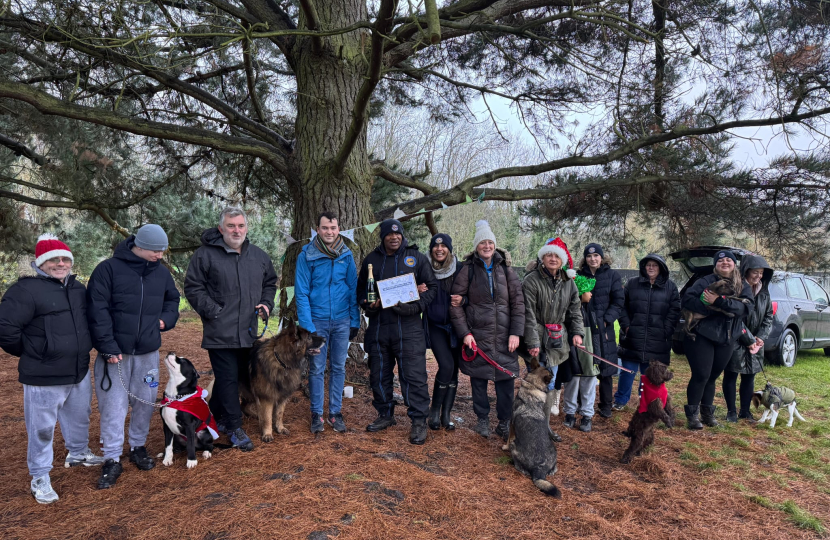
[285,235,297,245]
[441,202,448,209]
[477,189,486,203]
[416,208,427,214]
[393,207,406,219]
[285,286,295,306]
[464,194,473,203]
[364,222,380,233]
[341,229,355,242]
[310,228,317,239]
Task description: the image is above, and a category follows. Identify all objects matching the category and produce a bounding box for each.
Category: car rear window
[786,277,809,300]
[768,281,786,298]
[804,278,829,304]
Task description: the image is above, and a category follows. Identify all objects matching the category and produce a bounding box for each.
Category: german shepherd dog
[621,361,675,464]
[239,321,325,442]
[682,279,750,339]
[501,356,561,498]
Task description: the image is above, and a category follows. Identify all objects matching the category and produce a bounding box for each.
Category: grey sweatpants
[94,352,160,460]
[24,370,94,479]
[563,376,598,418]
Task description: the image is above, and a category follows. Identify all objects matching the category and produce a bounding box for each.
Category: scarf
[429,252,457,280]
[314,234,344,259]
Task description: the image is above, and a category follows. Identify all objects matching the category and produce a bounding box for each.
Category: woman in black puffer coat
[614,254,681,409]
[682,250,753,430]
[576,243,625,418]
[723,254,773,423]
[422,234,464,431]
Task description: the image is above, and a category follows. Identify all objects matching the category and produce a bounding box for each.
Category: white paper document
[377,274,420,308]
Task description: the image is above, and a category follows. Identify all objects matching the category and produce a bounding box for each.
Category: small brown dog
[682,279,749,339]
[239,321,325,441]
[621,361,675,464]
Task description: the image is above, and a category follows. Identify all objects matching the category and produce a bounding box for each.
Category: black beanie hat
[713,250,737,266]
[379,219,404,240]
[584,243,604,258]
[429,233,453,253]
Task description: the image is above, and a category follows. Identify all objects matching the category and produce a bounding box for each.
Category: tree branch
[331,0,398,177]
[372,161,437,195]
[298,0,323,52]
[0,132,50,167]
[0,79,289,175]
[376,105,830,218]
[242,40,268,124]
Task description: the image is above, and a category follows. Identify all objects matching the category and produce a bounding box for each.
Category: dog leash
[574,345,634,373]
[114,359,168,409]
[248,308,269,339]
[462,342,517,379]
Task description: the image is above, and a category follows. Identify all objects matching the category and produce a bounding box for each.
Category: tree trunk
[279,0,377,320]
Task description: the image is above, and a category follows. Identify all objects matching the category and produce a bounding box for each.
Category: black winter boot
[563,414,576,428]
[428,382,448,431]
[726,409,738,423]
[410,419,427,445]
[738,408,757,424]
[441,383,457,430]
[495,419,510,442]
[684,404,703,430]
[366,415,397,432]
[700,405,719,427]
[474,417,490,438]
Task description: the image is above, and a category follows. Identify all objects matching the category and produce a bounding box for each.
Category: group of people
[0,207,775,505]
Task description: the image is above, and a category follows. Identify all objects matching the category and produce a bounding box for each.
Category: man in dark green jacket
[184,207,278,452]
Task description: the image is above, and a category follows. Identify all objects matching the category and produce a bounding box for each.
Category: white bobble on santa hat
[537,237,575,278]
[34,233,74,267]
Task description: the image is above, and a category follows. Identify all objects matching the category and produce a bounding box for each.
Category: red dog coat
[161,387,219,440]
[637,375,668,414]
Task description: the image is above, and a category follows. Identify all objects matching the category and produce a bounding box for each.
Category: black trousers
[723,371,756,412]
[685,334,732,407]
[427,322,459,386]
[367,325,430,420]
[598,374,614,411]
[207,348,251,431]
[470,377,514,422]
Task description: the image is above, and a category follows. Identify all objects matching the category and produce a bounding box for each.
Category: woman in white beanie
[450,220,525,440]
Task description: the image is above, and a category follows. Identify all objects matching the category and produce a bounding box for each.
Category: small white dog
[752,382,805,428]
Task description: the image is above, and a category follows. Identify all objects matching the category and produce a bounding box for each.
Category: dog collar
[163,389,199,402]
[272,350,288,369]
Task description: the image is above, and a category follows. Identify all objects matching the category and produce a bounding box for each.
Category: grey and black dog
[501,356,561,498]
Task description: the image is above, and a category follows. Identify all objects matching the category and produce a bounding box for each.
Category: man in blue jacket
[295,212,359,433]
[87,224,180,489]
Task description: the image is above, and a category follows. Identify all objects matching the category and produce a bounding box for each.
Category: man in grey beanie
[87,224,180,489]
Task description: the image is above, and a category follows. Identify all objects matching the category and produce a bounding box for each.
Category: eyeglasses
[47,257,73,264]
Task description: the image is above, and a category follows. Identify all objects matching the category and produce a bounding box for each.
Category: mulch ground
[1,313,827,540]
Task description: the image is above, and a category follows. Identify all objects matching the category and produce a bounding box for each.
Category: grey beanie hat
[134,224,169,251]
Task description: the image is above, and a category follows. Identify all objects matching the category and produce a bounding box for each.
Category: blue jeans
[537,350,559,392]
[613,359,650,406]
[308,317,350,416]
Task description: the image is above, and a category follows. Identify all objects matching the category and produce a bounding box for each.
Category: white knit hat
[35,233,74,268]
[472,220,497,250]
[537,237,576,278]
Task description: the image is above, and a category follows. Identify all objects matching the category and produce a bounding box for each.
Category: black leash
[248,308,269,339]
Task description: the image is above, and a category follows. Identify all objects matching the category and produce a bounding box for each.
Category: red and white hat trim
[538,237,576,278]
[35,233,74,267]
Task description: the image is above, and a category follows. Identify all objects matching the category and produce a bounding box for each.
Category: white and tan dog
[752,382,805,428]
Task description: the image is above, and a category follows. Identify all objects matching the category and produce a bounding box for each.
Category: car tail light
[772,301,778,315]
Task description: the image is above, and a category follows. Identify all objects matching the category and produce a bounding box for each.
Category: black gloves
[361,300,380,315]
[392,302,420,317]
[349,327,359,340]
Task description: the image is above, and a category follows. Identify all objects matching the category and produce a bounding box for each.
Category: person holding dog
[450,220,526,441]
[87,224,180,489]
[357,219,438,445]
[614,254,680,413]
[295,211,359,434]
[422,233,464,431]
[576,243,624,419]
[185,207,278,451]
[682,250,753,429]
[723,254,773,423]
[0,234,103,504]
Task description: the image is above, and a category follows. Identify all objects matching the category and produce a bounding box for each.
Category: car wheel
[671,340,685,355]
[776,328,798,368]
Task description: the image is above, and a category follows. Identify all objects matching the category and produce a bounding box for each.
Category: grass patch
[679,451,697,461]
[779,500,826,534]
[790,465,826,482]
[727,458,750,468]
[730,437,751,448]
[495,455,513,465]
[747,494,775,508]
[696,461,722,472]
[344,473,364,481]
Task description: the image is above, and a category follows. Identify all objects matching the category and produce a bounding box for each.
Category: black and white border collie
[159,352,218,469]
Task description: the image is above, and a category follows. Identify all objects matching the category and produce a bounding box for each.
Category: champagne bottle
[367,264,377,303]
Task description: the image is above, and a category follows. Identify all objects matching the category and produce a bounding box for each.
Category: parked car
[668,246,830,367]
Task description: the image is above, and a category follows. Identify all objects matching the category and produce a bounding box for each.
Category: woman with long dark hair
[723,255,773,423]
[682,250,753,429]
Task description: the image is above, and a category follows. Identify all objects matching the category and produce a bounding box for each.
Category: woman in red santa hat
[522,237,586,437]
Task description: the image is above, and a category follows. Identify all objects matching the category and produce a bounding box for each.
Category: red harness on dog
[161,386,219,440]
[638,375,668,413]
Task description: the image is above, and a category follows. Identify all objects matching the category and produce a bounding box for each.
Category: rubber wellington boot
[428,382,448,430]
[441,383,458,430]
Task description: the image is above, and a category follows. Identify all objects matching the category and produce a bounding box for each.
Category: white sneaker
[551,389,561,416]
[31,475,59,504]
[65,449,105,468]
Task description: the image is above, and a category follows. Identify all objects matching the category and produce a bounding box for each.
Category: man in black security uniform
[357,219,438,444]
